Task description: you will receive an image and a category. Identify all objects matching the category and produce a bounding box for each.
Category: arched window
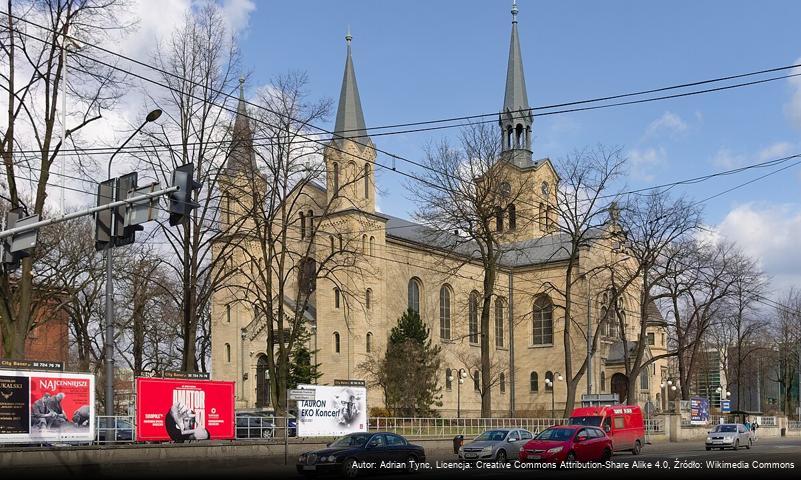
[362,234,367,253]
[334,288,341,309]
[473,370,480,392]
[333,332,341,353]
[364,164,370,199]
[495,206,504,232]
[538,203,546,229]
[439,285,452,340]
[330,236,335,255]
[366,289,372,310]
[640,370,649,390]
[533,295,554,345]
[366,332,373,353]
[495,298,505,348]
[545,371,554,391]
[338,234,343,251]
[506,126,513,149]
[530,372,539,392]
[300,212,306,239]
[445,369,452,391]
[223,194,230,224]
[225,343,231,363]
[332,162,340,192]
[408,278,421,314]
[369,236,375,256]
[469,291,479,344]
[500,373,506,394]
[226,304,231,323]
[508,204,516,230]
[600,371,606,392]
[307,210,314,231]
[515,123,523,148]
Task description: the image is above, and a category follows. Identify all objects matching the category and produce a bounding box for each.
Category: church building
[211,3,668,417]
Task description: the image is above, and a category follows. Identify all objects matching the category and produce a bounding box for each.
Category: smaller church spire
[333,27,369,144]
[500,0,533,168]
[227,75,256,175]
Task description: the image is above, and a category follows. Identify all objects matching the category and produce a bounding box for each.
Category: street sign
[126,182,159,226]
[334,379,366,387]
[721,400,731,413]
[0,359,63,371]
[288,388,316,401]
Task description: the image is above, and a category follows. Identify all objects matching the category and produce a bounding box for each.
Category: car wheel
[343,458,359,479]
[733,440,739,451]
[404,455,418,474]
[601,448,612,461]
[747,439,752,449]
[565,451,576,462]
[705,447,711,451]
[495,450,507,462]
[632,440,642,455]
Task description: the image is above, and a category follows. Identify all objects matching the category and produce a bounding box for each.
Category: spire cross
[238,76,245,98]
[345,25,352,45]
[512,0,519,23]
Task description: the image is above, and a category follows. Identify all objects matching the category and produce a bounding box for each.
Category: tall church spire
[333,28,369,145]
[226,76,256,175]
[500,0,533,168]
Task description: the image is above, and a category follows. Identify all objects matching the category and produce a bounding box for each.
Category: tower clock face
[541,182,550,195]
[500,182,511,197]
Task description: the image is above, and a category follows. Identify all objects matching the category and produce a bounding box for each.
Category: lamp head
[146,109,163,123]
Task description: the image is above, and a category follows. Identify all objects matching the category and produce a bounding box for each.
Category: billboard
[135,377,235,442]
[690,396,710,425]
[296,384,367,437]
[0,370,94,443]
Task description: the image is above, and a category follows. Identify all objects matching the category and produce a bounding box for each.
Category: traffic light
[95,178,115,251]
[113,172,142,247]
[2,208,39,271]
[168,163,201,226]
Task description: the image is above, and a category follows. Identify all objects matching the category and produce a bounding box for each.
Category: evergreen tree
[288,323,321,388]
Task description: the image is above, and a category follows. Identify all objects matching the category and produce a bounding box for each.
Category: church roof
[384,214,582,268]
[333,29,369,145]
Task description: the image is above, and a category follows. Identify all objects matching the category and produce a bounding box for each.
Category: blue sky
[238,0,801,228]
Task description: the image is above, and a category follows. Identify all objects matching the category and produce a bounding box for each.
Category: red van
[568,405,645,454]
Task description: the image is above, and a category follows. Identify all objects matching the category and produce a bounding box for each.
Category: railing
[788,421,801,430]
[757,416,777,427]
[95,415,135,444]
[645,418,664,433]
[369,417,567,438]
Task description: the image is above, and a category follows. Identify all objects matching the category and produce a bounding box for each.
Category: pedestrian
[752,420,759,441]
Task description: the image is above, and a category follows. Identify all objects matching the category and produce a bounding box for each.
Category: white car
[705,423,752,450]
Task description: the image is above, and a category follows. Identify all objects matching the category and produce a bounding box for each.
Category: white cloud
[645,111,688,138]
[785,56,801,129]
[757,141,794,161]
[713,202,801,291]
[220,0,256,35]
[711,141,797,170]
[628,146,667,182]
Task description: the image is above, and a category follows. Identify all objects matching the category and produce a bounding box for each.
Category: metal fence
[789,421,801,430]
[645,417,664,433]
[95,415,135,444]
[369,417,567,438]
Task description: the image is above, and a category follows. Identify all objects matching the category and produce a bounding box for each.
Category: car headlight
[547,446,563,454]
[724,437,733,442]
[298,455,306,463]
[706,437,712,442]
[482,446,493,454]
[458,446,464,453]
[328,455,339,462]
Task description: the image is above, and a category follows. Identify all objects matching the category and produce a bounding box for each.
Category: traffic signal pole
[0,186,178,241]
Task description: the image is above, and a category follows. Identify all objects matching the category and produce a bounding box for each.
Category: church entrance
[611,373,628,404]
[256,354,271,408]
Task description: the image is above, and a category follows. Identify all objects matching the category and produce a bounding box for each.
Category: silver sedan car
[458,429,534,462]
[705,423,753,450]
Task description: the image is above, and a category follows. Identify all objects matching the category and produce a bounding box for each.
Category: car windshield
[569,416,603,427]
[475,430,508,442]
[536,428,575,441]
[330,433,372,447]
[713,425,737,433]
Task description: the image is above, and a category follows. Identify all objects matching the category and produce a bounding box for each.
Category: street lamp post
[103,109,162,416]
[544,372,563,418]
[447,369,468,419]
[659,378,678,412]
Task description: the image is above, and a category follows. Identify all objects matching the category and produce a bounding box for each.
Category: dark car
[297,432,426,478]
[236,412,276,439]
[97,417,134,443]
[518,425,612,464]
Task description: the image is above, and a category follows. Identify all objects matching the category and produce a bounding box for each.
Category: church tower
[325,29,377,214]
[499,0,534,169]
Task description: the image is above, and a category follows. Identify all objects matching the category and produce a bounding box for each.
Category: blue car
[297,432,425,478]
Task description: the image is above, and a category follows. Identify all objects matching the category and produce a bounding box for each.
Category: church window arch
[533,294,554,345]
[408,278,422,314]
[364,164,371,199]
[332,162,340,192]
[333,332,341,353]
[508,204,516,230]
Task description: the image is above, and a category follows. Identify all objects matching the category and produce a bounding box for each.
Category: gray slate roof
[384,214,578,268]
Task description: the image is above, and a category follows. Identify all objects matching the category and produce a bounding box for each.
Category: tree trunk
[480,263,495,417]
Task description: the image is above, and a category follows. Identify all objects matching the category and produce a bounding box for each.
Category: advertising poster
[0,370,94,443]
[135,377,235,442]
[296,384,367,437]
[690,396,710,425]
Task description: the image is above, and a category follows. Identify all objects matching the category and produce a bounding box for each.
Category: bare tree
[767,289,800,417]
[138,2,241,371]
[0,0,126,358]
[544,145,626,415]
[408,123,536,417]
